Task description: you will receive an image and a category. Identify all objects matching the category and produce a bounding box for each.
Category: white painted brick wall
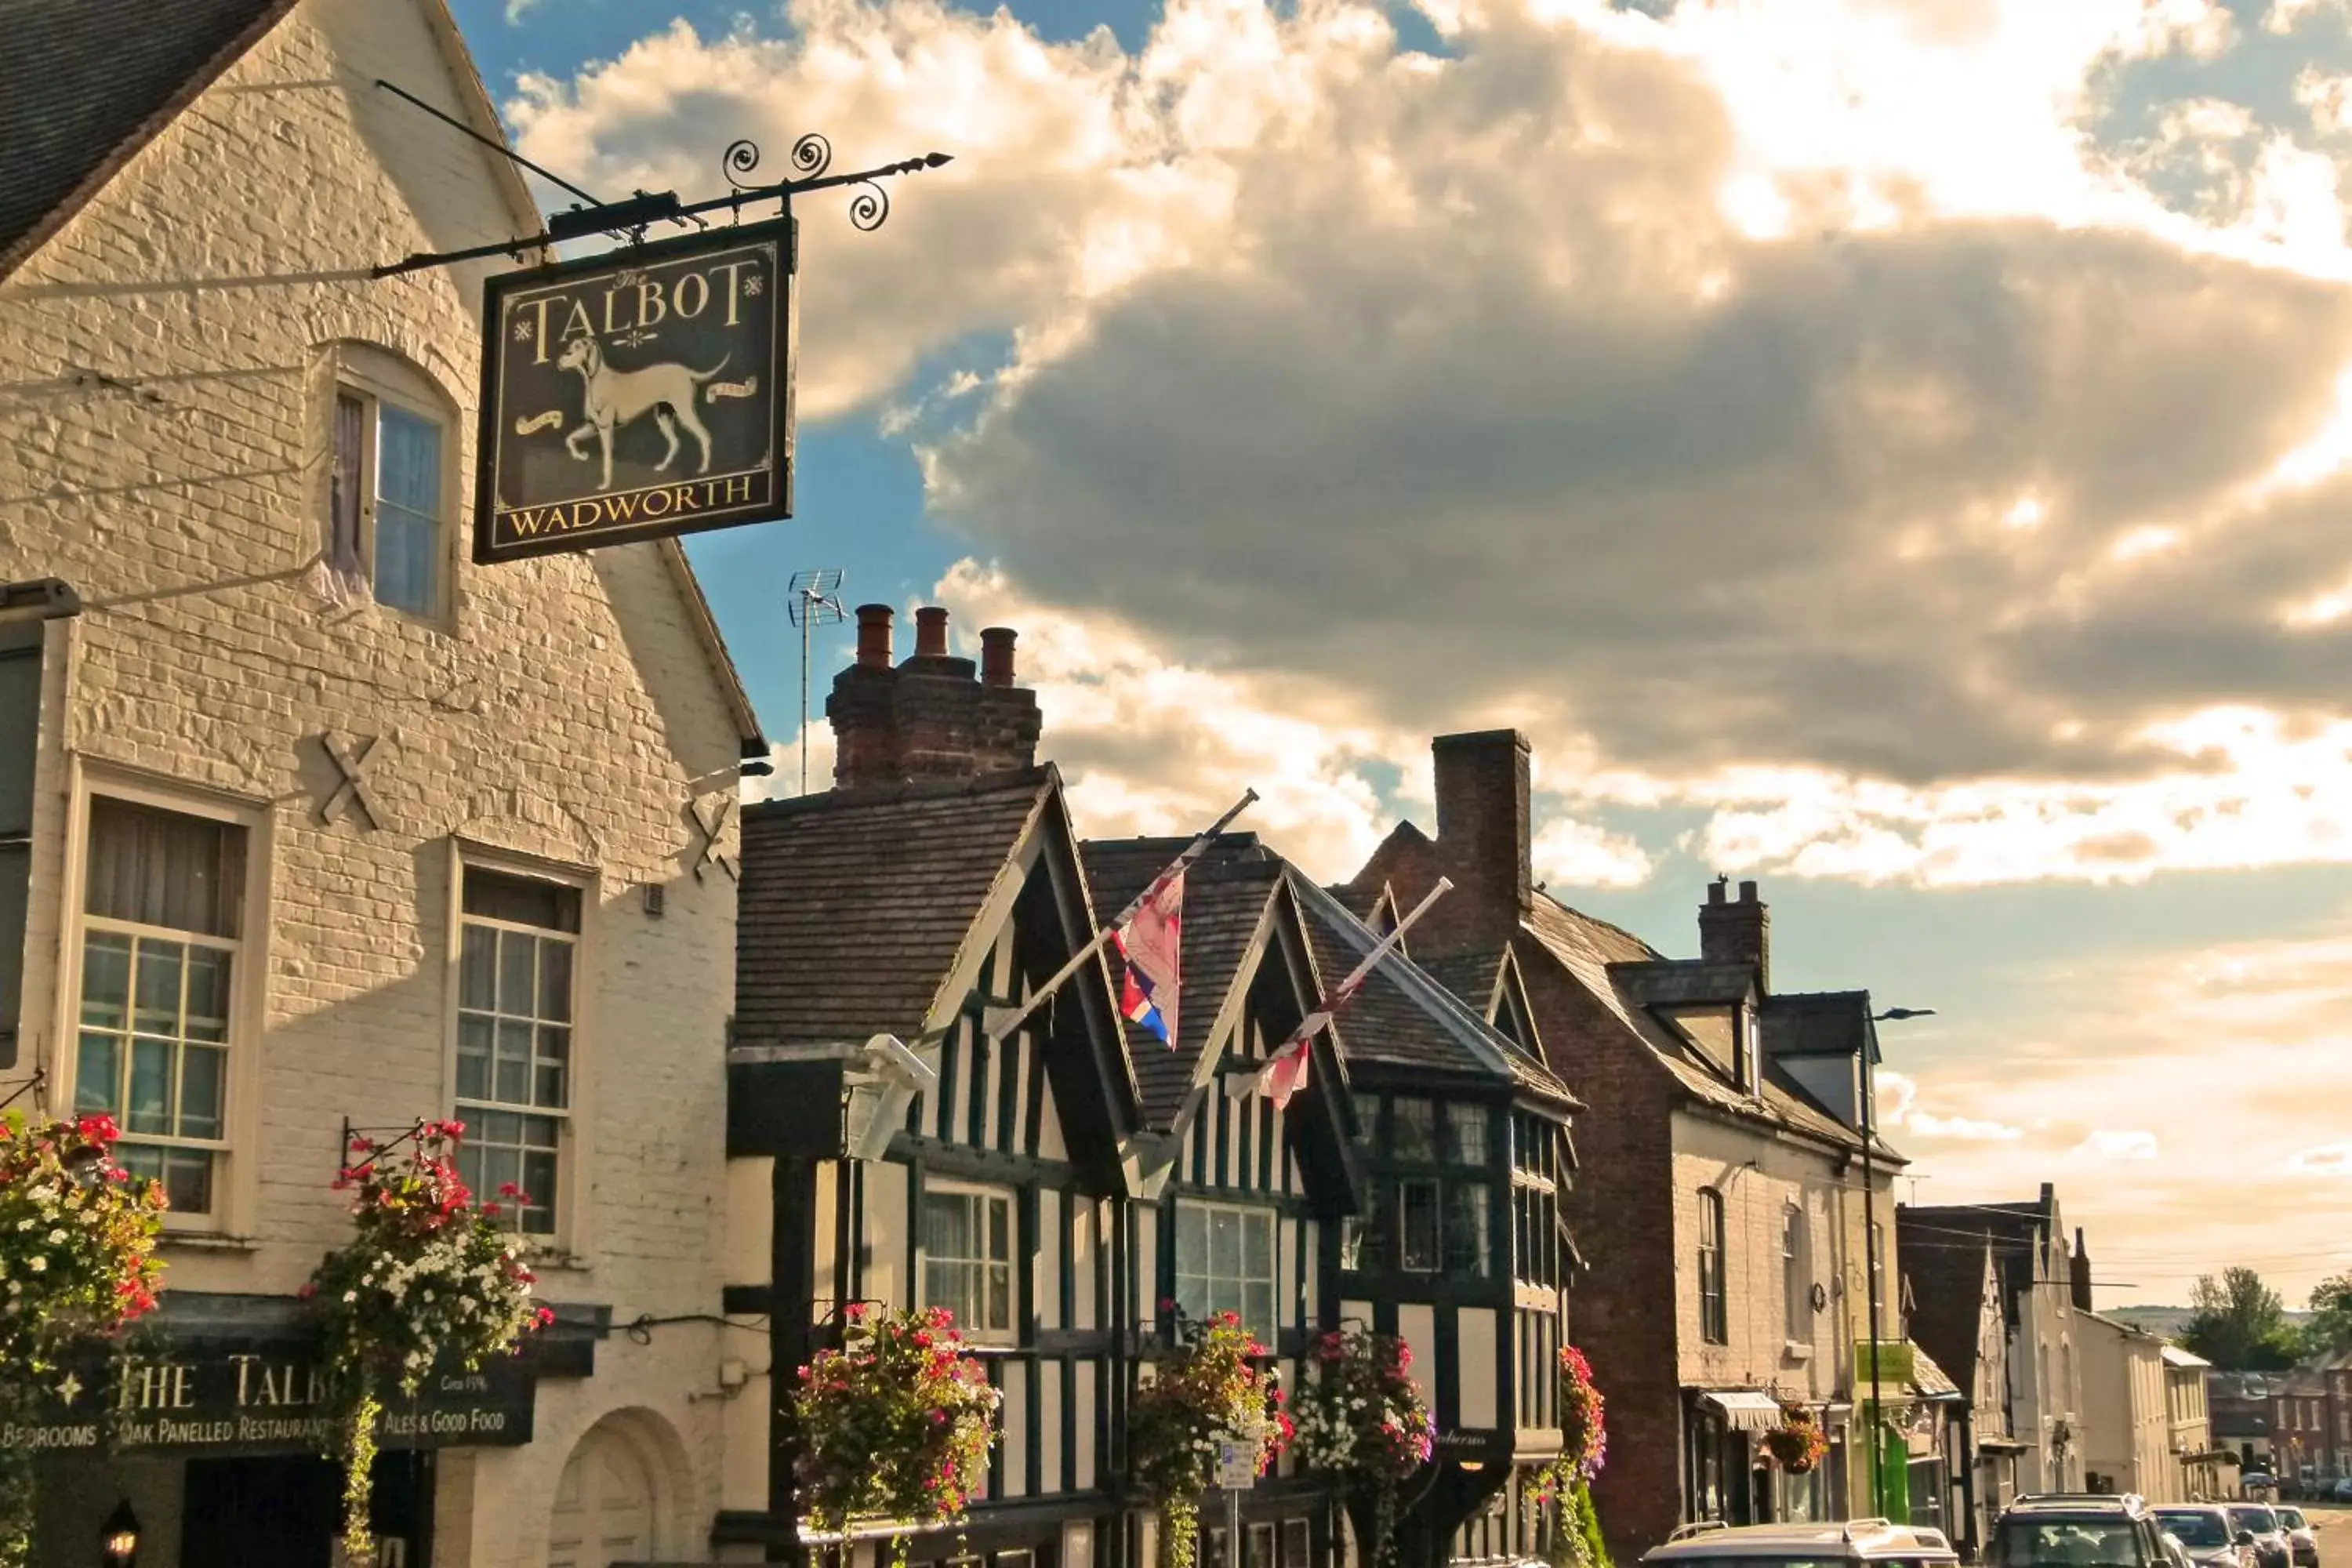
[0,2,750,1563]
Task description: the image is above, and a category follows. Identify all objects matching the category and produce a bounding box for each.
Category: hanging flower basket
[307,1122,549,1566]
[793,1302,1001,1567]
[1534,1345,1608,1504]
[1762,1404,1829,1474]
[0,1112,165,1568]
[1292,1327,1432,1568]
[1129,1310,1290,1568]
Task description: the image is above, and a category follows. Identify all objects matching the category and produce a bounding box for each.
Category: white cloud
[1531,817,1653,892]
[1874,1069,2024,1142]
[2074,1129,2160,1160]
[528,0,2352,898]
[742,721,837,804]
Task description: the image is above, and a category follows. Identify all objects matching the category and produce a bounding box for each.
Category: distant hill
[2102,1306,2316,1342]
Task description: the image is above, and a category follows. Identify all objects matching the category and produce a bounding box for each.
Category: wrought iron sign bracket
[371,127,952,279]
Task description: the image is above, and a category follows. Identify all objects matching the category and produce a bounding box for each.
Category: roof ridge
[746,765,1055,818]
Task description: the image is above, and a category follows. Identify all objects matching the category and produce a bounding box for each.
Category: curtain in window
[311,392,369,606]
[84,797,245,938]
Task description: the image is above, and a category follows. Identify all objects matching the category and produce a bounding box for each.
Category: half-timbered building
[724,604,1143,1568]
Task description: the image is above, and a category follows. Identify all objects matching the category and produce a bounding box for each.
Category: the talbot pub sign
[474,217,797,563]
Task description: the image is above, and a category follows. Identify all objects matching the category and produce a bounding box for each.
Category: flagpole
[1255,877,1451,1107]
[979,787,1260,1043]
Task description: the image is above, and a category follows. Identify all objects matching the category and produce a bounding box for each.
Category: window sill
[530,1250,594,1273]
[160,1232,262,1253]
[1783,1341,1814,1363]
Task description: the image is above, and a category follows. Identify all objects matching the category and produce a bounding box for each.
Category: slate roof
[1080,838,1289,1132]
[1900,1199,2054,1327]
[735,770,1055,1047]
[0,0,296,278]
[1417,949,1505,1016]
[1287,873,1578,1109]
[1611,960,1757,1009]
[1900,1213,1996,1399]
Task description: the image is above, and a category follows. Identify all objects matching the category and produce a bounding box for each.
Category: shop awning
[1980,1436,2034,1454]
[1701,1391,1786,1432]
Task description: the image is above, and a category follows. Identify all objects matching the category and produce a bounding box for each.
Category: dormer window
[1737,1004,1759,1095]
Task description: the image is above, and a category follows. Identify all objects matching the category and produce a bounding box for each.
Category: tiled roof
[735,770,1054,1047]
[1286,874,1579,1108]
[1418,949,1505,1016]
[1080,840,1286,1132]
[0,0,295,278]
[1910,1341,1961,1399]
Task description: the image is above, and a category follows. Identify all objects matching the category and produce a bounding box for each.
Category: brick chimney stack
[1432,729,1533,916]
[1700,877,1771,991]
[828,605,1043,789]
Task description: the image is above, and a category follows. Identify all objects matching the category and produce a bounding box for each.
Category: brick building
[1,2,764,1563]
[1350,731,1907,1560]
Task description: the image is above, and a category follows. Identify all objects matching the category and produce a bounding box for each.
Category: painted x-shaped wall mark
[690,793,738,881]
[321,731,387,829]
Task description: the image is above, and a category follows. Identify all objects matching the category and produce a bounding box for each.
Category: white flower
[344,1290,358,1304]
[45,1229,67,1246]
[27,1257,45,1274]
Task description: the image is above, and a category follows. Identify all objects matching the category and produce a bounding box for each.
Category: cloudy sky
[453,0,2352,1305]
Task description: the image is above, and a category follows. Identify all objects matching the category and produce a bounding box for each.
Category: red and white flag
[1113,869,1183,1047]
[1254,878,1452,1110]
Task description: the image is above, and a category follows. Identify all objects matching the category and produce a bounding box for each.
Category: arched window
[1698,1187,1728,1345]
[320,343,459,621]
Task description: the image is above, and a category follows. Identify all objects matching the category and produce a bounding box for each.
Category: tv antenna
[787,569,847,796]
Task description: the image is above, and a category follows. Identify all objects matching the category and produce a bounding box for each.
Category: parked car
[2272,1508,2318,1568]
[2156,1507,2261,1568]
[2228,1505,2296,1568]
[1993,1495,2172,1568]
[1645,1521,1960,1568]
[2331,1479,2352,1504]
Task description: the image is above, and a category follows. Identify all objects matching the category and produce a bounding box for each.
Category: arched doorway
[547,1421,659,1568]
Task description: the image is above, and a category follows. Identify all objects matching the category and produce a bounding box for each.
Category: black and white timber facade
[721,605,1586,1568]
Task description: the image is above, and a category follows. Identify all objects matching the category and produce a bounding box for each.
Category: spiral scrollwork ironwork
[847,180,891,233]
[790,132,834,180]
[722,138,764,190]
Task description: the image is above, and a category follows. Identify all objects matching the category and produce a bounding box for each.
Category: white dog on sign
[557,336,734,491]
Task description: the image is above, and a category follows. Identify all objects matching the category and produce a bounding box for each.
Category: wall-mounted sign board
[474,216,797,564]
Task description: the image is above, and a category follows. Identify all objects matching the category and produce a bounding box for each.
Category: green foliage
[1543,1482,1611,1568]
[308,1123,547,1563]
[1129,1312,1287,1568]
[2181,1268,2305,1370]
[0,1112,165,1568]
[792,1302,1001,1565]
[2307,1274,2352,1356]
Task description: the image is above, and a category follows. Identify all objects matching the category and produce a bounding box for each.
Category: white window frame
[331,347,459,627]
[1783,1202,1811,1346]
[54,763,270,1237]
[1174,1197,1278,1341]
[445,840,596,1258]
[1697,1186,1728,1345]
[921,1178,1018,1343]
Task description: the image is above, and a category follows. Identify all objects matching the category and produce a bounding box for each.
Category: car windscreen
[2229,1511,2280,1535]
[2158,1516,2230,1548]
[2275,1513,2306,1530]
[1998,1522,2153,1568]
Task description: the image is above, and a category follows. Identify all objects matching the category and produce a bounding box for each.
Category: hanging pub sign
[474,216,797,564]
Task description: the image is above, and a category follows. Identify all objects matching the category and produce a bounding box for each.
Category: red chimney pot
[854,604,892,668]
[915,605,949,659]
[981,627,1017,688]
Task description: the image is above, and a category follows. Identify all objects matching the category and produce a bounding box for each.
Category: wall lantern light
[100,1500,140,1567]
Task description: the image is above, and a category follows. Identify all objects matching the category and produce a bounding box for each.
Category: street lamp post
[1863,1007,1936,1521]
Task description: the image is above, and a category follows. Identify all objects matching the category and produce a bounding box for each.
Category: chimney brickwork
[1432,728,1534,917]
[1699,877,1771,989]
[828,606,1043,789]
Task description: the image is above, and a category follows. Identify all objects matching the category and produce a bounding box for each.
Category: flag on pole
[1254,877,1453,1111]
[1112,869,1184,1047]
